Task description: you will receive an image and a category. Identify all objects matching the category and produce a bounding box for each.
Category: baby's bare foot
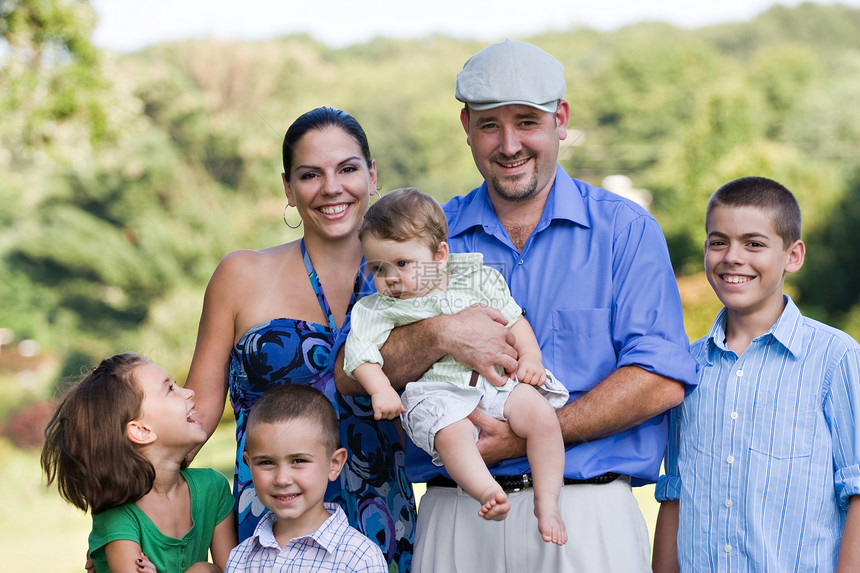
[536,504,567,545]
[478,490,510,521]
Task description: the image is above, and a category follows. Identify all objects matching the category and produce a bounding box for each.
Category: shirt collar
[250,503,345,553]
[448,164,589,240]
[768,295,805,357]
[252,511,281,550]
[310,503,348,554]
[706,294,804,359]
[542,164,589,228]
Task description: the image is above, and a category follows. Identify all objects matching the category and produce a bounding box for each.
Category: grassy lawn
[1,421,236,573]
[1,440,92,572]
[7,421,661,571]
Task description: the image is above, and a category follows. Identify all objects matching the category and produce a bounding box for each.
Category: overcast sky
[91,0,859,52]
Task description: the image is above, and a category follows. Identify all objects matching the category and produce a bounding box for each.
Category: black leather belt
[426,472,622,493]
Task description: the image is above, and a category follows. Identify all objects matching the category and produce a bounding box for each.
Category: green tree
[589,33,723,146]
[0,0,111,157]
[1,0,113,343]
[795,167,860,326]
[749,44,818,138]
[4,1,860,380]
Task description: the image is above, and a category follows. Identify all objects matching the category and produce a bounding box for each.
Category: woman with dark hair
[185,107,415,572]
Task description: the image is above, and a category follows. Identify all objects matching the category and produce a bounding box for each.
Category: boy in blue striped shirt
[653,176,860,572]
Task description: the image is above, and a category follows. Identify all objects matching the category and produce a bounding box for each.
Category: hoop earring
[283,204,302,229]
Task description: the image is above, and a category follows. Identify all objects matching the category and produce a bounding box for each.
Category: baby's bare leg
[504,384,568,545]
[434,418,510,520]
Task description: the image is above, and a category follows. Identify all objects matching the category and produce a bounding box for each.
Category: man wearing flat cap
[404,40,697,572]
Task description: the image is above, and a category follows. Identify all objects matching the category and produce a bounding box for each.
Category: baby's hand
[516,361,547,386]
[370,387,406,420]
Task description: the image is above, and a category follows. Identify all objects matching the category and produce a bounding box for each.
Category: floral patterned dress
[228,241,414,572]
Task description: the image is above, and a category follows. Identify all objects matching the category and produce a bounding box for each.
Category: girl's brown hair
[40,353,157,514]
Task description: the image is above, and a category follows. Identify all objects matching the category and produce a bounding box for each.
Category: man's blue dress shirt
[405,164,698,485]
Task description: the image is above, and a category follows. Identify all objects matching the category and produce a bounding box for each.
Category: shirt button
[727,455,734,464]
[518,259,524,265]
[730,411,738,420]
[724,544,732,553]
[725,499,733,508]
[736,369,743,377]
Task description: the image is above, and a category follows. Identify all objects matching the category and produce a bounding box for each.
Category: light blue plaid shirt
[657,296,860,572]
[226,503,387,573]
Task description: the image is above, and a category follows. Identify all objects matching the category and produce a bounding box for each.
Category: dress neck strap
[301,239,364,331]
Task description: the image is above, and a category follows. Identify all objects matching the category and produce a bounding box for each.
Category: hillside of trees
[2,1,860,415]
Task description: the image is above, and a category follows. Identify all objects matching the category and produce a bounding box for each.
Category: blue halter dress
[228,241,415,572]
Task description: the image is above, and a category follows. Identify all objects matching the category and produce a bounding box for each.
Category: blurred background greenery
[2,1,860,570]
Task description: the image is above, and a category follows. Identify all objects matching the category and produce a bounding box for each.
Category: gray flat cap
[455,40,566,113]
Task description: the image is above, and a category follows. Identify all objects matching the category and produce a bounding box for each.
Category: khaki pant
[413,477,650,573]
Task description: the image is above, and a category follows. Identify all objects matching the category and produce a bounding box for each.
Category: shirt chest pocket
[748,380,817,459]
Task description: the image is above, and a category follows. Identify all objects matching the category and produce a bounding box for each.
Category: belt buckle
[508,473,530,493]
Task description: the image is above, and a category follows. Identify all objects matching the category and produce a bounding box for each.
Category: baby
[344,187,569,545]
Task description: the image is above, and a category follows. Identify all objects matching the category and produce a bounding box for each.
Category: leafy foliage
[2,1,860,389]
[795,167,860,324]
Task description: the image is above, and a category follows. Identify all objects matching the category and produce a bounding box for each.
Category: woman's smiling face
[284,126,377,241]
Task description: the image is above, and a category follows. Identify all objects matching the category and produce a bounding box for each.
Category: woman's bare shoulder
[213,242,298,277]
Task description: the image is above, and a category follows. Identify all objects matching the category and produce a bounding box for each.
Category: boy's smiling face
[704,204,805,323]
[244,417,346,542]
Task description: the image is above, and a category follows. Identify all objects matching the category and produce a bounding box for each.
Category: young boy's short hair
[246,385,340,454]
[359,188,449,254]
[706,176,801,248]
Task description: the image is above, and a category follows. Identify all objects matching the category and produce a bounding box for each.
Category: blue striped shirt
[657,296,860,572]
[226,503,386,573]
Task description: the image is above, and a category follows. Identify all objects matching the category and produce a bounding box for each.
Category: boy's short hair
[246,385,340,454]
[706,176,801,248]
[359,187,449,253]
